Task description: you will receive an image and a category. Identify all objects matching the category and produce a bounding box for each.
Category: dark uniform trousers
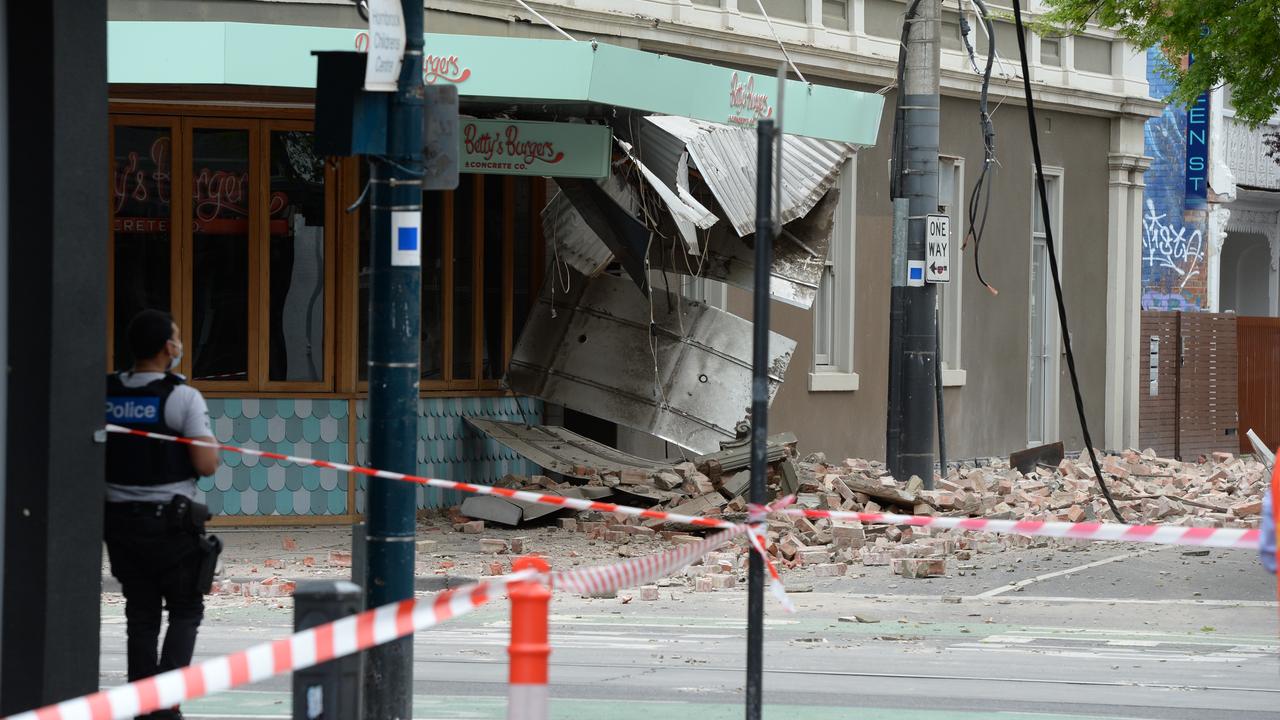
[104,501,205,682]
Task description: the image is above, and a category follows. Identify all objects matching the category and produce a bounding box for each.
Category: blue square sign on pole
[907,260,925,287]
[391,211,420,266]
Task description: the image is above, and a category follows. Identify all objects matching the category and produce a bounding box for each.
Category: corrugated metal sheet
[542,183,613,278]
[507,268,797,454]
[653,187,838,309]
[644,115,853,237]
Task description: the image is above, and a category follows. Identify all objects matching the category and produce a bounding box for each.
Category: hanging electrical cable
[960,0,999,295]
[1010,0,1125,521]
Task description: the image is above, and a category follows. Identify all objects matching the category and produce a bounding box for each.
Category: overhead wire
[1010,0,1125,521]
[960,0,999,295]
[750,0,808,84]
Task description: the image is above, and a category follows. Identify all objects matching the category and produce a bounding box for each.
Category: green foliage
[1040,0,1280,126]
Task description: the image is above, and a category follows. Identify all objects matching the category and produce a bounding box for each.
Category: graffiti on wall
[1142,48,1209,311]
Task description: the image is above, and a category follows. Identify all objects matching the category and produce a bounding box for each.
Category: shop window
[190,127,251,383]
[111,122,175,370]
[267,130,328,383]
[108,117,335,391]
[358,174,544,390]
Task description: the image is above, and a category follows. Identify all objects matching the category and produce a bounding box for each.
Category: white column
[1104,115,1149,452]
[1271,223,1280,317]
[1206,205,1230,312]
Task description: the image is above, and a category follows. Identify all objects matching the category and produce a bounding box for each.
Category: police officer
[104,310,220,720]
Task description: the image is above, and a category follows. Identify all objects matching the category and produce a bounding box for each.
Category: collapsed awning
[506,268,796,454]
[639,115,853,237]
[542,116,849,308]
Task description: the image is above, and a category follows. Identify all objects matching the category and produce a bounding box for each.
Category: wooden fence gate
[1236,316,1280,454]
[1139,311,1239,459]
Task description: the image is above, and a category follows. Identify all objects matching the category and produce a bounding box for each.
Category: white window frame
[809,157,859,392]
[937,155,966,386]
[1028,166,1064,446]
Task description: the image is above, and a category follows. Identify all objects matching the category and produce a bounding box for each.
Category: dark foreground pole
[364,0,424,717]
[746,118,775,720]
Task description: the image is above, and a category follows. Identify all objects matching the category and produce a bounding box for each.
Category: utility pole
[745,117,776,720]
[364,0,423,717]
[889,0,940,487]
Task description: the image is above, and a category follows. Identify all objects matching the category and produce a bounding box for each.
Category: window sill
[808,371,859,392]
[942,369,967,387]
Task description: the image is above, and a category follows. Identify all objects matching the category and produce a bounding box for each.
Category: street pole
[893,0,940,487]
[364,0,423,717]
[746,117,775,720]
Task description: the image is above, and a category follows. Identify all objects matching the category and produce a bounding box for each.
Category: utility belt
[107,495,223,594]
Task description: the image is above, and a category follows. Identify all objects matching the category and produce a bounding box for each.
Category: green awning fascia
[107,21,883,145]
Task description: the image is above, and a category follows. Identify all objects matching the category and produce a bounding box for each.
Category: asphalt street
[97,543,1279,719]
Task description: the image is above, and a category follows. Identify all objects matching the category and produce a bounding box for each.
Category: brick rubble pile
[467,447,1269,586]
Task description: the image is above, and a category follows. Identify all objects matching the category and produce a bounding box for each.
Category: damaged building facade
[106,0,1157,521]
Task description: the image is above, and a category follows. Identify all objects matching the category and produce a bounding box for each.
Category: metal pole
[897,0,940,487]
[364,0,424,717]
[746,118,775,720]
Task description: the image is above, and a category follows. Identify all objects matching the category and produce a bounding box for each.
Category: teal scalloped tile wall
[200,398,350,517]
[354,397,543,512]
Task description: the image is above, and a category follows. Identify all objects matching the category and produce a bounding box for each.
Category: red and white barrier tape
[7,519,758,720]
[782,508,1261,550]
[105,425,1262,550]
[106,425,731,530]
[5,573,527,720]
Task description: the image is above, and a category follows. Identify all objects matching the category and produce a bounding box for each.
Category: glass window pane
[814,264,835,366]
[191,128,250,382]
[112,125,173,369]
[1073,36,1112,74]
[421,191,445,381]
[745,0,806,22]
[452,177,476,380]
[482,177,506,380]
[1040,37,1061,66]
[822,0,849,29]
[512,179,534,346]
[267,130,326,383]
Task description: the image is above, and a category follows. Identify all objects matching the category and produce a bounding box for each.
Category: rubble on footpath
[461,447,1269,584]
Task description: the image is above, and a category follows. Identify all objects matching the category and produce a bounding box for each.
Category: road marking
[972,549,1155,598]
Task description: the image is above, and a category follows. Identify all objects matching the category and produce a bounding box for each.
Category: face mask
[168,342,183,371]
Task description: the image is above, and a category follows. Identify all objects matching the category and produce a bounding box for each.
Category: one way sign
[925,214,950,284]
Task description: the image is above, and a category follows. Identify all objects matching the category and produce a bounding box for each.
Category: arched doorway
[1219,231,1275,316]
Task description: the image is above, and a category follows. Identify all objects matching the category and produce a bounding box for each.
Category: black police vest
[105,373,198,486]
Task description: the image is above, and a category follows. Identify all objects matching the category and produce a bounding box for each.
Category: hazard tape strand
[781,508,1260,549]
[104,425,1262,550]
[6,573,525,720]
[6,522,754,720]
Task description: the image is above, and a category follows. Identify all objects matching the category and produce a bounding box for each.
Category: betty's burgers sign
[460,119,610,179]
